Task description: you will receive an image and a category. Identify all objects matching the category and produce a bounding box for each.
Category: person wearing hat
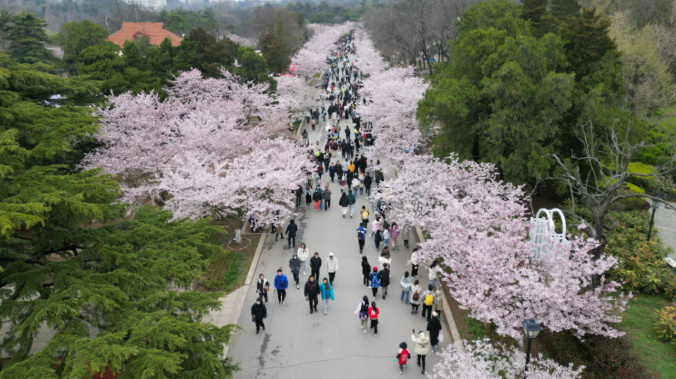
[396,342,410,374]
[426,312,443,351]
[411,330,430,374]
[327,252,339,285]
[273,269,288,305]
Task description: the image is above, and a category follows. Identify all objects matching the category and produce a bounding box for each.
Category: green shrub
[654,306,676,343]
[625,162,660,190]
[605,211,676,300]
[465,317,487,340]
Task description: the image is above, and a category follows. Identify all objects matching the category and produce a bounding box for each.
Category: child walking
[368,301,379,336]
[396,342,410,374]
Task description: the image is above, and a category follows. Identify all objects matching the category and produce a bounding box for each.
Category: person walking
[364,172,372,196]
[327,252,339,285]
[400,271,412,305]
[310,252,322,282]
[429,260,442,289]
[289,253,301,289]
[380,263,391,300]
[370,267,380,300]
[295,186,303,207]
[382,227,391,248]
[411,248,422,278]
[370,216,381,238]
[297,243,309,275]
[329,162,336,183]
[313,187,322,212]
[396,342,410,374]
[285,219,298,248]
[275,219,285,242]
[410,279,421,314]
[389,221,400,249]
[324,186,332,210]
[304,275,320,314]
[251,297,267,334]
[356,223,366,254]
[360,206,369,229]
[339,191,349,218]
[378,250,392,272]
[411,331,430,374]
[347,191,356,217]
[274,269,288,305]
[427,312,443,351]
[354,295,370,332]
[319,277,335,315]
[304,185,312,207]
[403,224,413,249]
[368,301,379,336]
[361,256,371,287]
[421,284,437,321]
[434,289,444,321]
[374,229,382,250]
[257,274,270,304]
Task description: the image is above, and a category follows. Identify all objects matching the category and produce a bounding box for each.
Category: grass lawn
[619,294,676,378]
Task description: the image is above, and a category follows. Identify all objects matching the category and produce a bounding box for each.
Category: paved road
[227,98,450,379]
[654,205,676,260]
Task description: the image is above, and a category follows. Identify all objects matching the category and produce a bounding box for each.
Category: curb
[222,232,267,359]
[415,226,463,350]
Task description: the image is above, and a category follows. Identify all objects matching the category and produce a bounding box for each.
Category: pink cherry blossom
[432,339,584,379]
[84,69,313,225]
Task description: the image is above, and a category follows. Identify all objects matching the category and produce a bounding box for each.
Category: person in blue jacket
[285,219,298,248]
[319,277,335,315]
[274,268,289,305]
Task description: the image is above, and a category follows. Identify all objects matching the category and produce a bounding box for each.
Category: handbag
[438,333,444,343]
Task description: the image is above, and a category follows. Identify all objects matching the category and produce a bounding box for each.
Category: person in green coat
[347,191,356,218]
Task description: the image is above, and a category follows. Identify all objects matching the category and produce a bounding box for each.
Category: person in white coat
[378,251,392,272]
[411,331,430,375]
[327,252,339,286]
[297,243,310,275]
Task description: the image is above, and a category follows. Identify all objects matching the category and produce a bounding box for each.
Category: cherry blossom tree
[292,23,355,77]
[225,33,256,47]
[377,154,629,340]
[276,74,323,119]
[432,339,584,379]
[358,66,429,170]
[84,69,313,225]
[353,27,388,75]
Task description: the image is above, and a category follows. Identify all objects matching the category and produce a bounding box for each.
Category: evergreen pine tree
[6,12,53,64]
[260,31,290,74]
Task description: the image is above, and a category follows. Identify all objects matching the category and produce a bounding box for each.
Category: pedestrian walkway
[227,73,451,378]
[655,206,676,260]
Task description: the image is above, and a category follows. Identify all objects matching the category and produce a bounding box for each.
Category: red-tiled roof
[107,22,182,48]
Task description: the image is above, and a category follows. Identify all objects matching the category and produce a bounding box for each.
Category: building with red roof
[107,22,182,48]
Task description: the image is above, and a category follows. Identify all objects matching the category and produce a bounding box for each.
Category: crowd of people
[250,32,445,376]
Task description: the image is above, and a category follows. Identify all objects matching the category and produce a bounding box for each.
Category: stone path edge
[222,232,267,359]
[415,226,463,350]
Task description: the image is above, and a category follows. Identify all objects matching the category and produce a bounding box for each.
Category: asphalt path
[228,88,450,379]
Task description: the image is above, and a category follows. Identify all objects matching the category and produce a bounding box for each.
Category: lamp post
[647,198,661,241]
[522,318,542,378]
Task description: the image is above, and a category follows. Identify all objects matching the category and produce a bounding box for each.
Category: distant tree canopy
[286,1,372,23]
[418,0,630,185]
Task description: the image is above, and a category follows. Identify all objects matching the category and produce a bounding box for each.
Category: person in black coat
[364,173,373,196]
[304,276,320,314]
[427,312,443,351]
[379,264,391,299]
[361,256,371,287]
[251,297,267,334]
[310,252,322,281]
[285,219,298,248]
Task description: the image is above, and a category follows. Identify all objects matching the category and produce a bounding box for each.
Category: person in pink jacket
[389,221,400,248]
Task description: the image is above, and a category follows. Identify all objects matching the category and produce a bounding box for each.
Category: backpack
[370,272,380,288]
[359,303,368,320]
[412,290,419,301]
[382,220,390,230]
[424,293,434,306]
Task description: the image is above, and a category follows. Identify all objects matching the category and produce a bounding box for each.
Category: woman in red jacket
[368,301,379,336]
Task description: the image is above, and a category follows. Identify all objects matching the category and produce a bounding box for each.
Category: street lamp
[522,318,542,378]
[647,198,661,241]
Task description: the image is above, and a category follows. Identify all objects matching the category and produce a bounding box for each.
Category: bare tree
[551,119,676,260]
